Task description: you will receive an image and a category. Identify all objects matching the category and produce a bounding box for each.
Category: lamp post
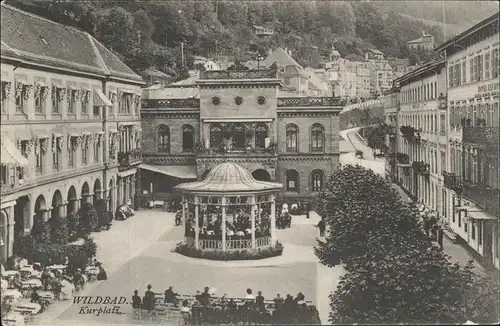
[256,53,264,70]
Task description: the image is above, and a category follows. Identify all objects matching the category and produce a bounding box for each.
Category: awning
[52,133,63,138]
[1,136,28,166]
[140,164,197,179]
[93,89,112,107]
[467,209,496,220]
[118,168,137,178]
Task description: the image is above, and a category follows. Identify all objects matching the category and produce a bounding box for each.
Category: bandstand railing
[196,236,272,251]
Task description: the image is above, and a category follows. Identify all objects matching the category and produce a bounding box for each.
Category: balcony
[462,127,499,150]
[200,69,277,80]
[277,97,344,107]
[442,172,463,193]
[197,146,277,157]
[462,183,500,218]
[118,148,143,168]
[141,98,200,109]
[412,161,430,177]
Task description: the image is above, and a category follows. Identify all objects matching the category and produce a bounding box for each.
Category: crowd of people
[1,257,107,324]
[131,285,320,325]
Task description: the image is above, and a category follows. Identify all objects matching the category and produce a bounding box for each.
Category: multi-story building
[325,58,357,99]
[407,31,435,51]
[353,61,372,99]
[0,3,144,262]
[387,59,448,216]
[140,69,342,203]
[435,12,499,269]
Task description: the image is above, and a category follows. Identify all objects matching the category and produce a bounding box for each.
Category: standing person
[132,290,142,309]
[281,202,288,215]
[317,217,326,237]
[145,284,156,311]
[305,201,310,219]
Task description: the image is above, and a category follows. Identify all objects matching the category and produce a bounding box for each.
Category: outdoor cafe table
[3,270,19,278]
[47,264,66,271]
[21,279,42,289]
[2,311,25,326]
[3,289,23,301]
[38,291,54,301]
[12,301,42,315]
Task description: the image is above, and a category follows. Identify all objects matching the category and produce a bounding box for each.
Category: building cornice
[141,112,200,119]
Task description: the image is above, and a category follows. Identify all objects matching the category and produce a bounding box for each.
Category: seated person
[245,288,255,302]
[180,299,190,313]
[31,289,41,304]
[132,290,142,309]
[163,286,178,304]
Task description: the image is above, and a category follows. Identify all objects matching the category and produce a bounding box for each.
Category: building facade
[435,12,499,269]
[0,4,144,262]
[140,69,342,204]
[354,61,372,99]
[407,31,435,51]
[389,60,448,219]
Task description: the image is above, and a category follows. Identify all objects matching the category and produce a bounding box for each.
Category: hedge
[174,242,284,261]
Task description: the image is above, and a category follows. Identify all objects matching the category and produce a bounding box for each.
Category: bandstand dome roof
[174,162,282,193]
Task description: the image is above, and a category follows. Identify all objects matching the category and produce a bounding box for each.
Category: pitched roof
[261,48,302,69]
[0,3,143,83]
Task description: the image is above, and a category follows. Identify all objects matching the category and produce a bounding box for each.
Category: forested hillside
[6,0,497,80]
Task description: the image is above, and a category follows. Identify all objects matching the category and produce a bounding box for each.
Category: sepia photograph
[0,0,499,325]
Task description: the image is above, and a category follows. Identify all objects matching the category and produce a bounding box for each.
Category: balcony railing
[462,183,500,218]
[277,97,344,107]
[197,236,272,251]
[200,69,277,80]
[141,98,200,109]
[442,172,463,193]
[118,148,143,167]
[197,146,277,157]
[462,127,500,148]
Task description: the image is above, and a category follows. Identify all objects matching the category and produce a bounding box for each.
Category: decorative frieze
[108,91,117,103]
[81,89,90,103]
[40,137,48,154]
[117,90,123,98]
[97,133,104,146]
[57,136,64,151]
[15,81,24,98]
[52,134,57,153]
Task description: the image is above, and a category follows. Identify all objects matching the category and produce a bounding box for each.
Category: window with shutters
[492,48,499,78]
[455,64,461,86]
[448,66,453,88]
[470,58,475,82]
[462,61,467,84]
[485,52,490,79]
[477,55,483,81]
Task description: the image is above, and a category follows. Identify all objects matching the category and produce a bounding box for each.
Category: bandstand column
[270,194,276,244]
[221,196,226,252]
[181,195,186,226]
[251,196,256,249]
[194,196,199,249]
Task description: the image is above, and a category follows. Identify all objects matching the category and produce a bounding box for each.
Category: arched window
[311,124,324,152]
[210,124,223,149]
[254,124,268,149]
[286,124,298,152]
[182,125,195,152]
[232,123,245,149]
[157,125,170,153]
[286,170,299,192]
[311,170,324,192]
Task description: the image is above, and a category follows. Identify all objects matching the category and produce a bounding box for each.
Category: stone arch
[285,169,300,192]
[81,181,90,206]
[34,194,47,222]
[51,190,63,219]
[14,195,30,237]
[67,186,78,214]
[252,169,271,182]
[93,178,102,203]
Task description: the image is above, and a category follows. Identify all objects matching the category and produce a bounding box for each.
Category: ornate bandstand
[175,162,282,252]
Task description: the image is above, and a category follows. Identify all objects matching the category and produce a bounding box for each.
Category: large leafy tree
[315,165,499,324]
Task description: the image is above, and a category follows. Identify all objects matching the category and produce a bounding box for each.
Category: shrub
[174,242,284,261]
[31,218,50,244]
[67,212,80,234]
[94,199,111,229]
[48,215,69,245]
[78,202,99,232]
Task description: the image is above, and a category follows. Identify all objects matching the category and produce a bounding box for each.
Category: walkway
[32,209,177,325]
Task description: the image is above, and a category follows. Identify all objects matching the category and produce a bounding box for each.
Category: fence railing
[197,236,272,251]
[277,97,343,107]
[200,69,277,80]
[142,98,200,109]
